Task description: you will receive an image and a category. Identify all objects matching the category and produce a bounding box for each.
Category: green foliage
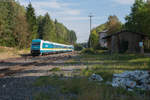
[74,44,83,51]
[26,3,38,42]
[68,30,77,44]
[49,67,61,72]
[125,0,150,49]
[88,24,107,48]
[106,15,122,34]
[0,1,77,48]
[81,48,96,54]
[125,0,150,37]
[88,30,99,49]
[0,0,29,48]
[88,16,122,49]
[34,92,51,100]
[33,76,149,100]
[37,14,77,44]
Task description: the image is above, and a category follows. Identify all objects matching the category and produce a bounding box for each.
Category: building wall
[111,35,119,53]
[110,32,143,53]
[119,32,142,53]
[99,32,107,48]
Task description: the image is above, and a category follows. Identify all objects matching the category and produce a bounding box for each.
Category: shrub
[49,67,61,72]
[81,48,96,54]
[74,44,83,51]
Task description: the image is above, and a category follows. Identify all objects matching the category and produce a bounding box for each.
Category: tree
[0,0,77,48]
[39,13,56,41]
[69,30,77,44]
[26,3,37,41]
[106,15,122,35]
[88,23,107,48]
[88,29,99,49]
[37,15,44,39]
[0,0,29,48]
[125,0,150,49]
[41,13,52,41]
[125,0,145,31]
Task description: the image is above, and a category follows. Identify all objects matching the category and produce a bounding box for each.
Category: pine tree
[37,15,44,39]
[41,13,52,41]
[26,3,37,41]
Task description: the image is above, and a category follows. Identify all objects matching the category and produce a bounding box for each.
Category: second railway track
[0,52,78,78]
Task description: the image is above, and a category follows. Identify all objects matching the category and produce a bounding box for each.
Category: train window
[32,42,40,46]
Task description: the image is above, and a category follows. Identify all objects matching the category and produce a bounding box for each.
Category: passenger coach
[31,39,74,55]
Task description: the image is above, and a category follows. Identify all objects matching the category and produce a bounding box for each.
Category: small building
[103,30,148,53]
[99,30,108,48]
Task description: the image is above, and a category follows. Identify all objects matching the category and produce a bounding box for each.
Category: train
[31,39,74,55]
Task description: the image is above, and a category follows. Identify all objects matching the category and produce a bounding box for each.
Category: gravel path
[0,76,58,100]
[0,52,81,100]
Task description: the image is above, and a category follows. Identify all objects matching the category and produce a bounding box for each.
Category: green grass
[33,76,150,100]
[80,53,150,81]
[34,92,51,100]
[33,52,150,100]
[49,67,61,72]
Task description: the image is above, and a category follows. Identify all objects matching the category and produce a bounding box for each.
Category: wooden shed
[103,30,148,53]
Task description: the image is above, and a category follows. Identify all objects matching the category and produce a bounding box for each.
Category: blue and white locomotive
[31,39,74,55]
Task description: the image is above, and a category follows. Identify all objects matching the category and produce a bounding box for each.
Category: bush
[81,48,96,54]
[74,44,83,51]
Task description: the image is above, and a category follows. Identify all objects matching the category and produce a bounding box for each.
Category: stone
[111,70,150,91]
[89,74,103,82]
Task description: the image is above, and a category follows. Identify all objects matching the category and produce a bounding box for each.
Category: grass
[34,92,51,100]
[80,52,150,81]
[0,46,30,60]
[33,51,150,100]
[33,76,150,100]
[49,67,61,72]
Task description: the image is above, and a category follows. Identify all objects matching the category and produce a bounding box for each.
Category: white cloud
[20,0,81,16]
[57,9,81,16]
[33,1,70,9]
[113,0,135,5]
[62,17,89,21]
[62,16,105,21]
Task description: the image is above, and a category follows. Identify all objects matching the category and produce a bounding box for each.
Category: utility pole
[88,13,94,35]
[88,13,94,48]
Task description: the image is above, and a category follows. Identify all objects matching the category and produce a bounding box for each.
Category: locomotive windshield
[32,42,40,46]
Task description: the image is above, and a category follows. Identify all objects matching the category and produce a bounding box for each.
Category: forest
[88,0,150,49]
[0,0,77,49]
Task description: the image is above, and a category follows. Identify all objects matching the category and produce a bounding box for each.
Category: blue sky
[19,0,137,43]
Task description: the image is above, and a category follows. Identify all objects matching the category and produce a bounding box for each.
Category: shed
[103,30,148,53]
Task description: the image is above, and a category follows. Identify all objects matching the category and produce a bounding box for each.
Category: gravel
[0,76,56,100]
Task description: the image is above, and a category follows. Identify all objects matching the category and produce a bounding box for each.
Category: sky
[18,0,137,43]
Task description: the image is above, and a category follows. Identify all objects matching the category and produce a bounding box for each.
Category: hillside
[0,0,77,49]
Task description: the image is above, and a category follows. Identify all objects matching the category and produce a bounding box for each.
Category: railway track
[0,52,78,78]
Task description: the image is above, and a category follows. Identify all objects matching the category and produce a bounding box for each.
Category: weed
[49,67,61,72]
[33,92,51,100]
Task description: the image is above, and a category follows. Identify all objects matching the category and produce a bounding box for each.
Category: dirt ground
[0,51,84,77]
[0,51,87,100]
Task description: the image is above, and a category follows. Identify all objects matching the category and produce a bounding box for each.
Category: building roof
[102,30,148,39]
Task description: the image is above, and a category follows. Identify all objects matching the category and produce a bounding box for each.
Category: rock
[111,70,150,91]
[89,74,103,82]
[125,80,136,88]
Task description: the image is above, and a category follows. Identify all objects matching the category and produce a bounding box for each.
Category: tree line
[0,0,77,49]
[88,0,150,49]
